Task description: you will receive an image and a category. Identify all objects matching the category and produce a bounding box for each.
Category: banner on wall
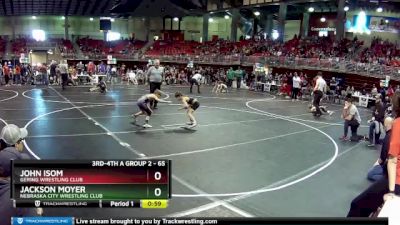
[369,16,400,33]
[253,63,269,75]
[107,55,117,64]
[347,14,400,34]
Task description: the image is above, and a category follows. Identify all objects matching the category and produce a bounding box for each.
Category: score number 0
[154,172,162,197]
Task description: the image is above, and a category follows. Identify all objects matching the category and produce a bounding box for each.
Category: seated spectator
[128,70,138,85]
[367,117,393,181]
[340,97,362,142]
[367,94,386,147]
[371,84,378,97]
[0,124,42,222]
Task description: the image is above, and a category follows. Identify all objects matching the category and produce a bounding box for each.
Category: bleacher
[145,40,201,56]
[77,38,146,59]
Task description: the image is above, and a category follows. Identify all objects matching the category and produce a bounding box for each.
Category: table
[352,94,376,108]
[77,74,107,84]
[379,196,400,225]
[254,82,280,93]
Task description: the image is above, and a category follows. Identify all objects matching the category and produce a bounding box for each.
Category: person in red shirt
[385,92,400,200]
[14,64,21,85]
[387,85,395,100]
[2,63,10,86]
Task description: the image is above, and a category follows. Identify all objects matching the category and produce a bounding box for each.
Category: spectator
[385,92,400,201]
[0,124,42,223]
[387,85,395,100]
[235,67,244,89]
[371,84,378,96]
[13,64,21,86]
[76,61,84,75]
[49,60,57,84]
[340,97,362,142]
[226,67,235,89]
[98,61,106,74]
[348,116,392,217]
[3,63,10,86]
[367,117,393,181]
[0,64,3,85]
[291,73,301,101]
[367,94,386,147]
[329,77,337,91]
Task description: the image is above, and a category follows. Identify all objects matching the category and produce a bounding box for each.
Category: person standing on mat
[132,90,171,128]
[146,59,164,109]
[190,71,202,94]
[235,67,244,89]
[292,73,301,101]
[58,61,69,90]
[226,67,234,89]
[313,73,327,117]
[175,92,200,128]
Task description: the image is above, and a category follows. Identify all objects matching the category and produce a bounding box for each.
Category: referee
[146,59,164,109]
[313,72,327,117]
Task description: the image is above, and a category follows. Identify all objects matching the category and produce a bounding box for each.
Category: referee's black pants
[313,90,323,116]
[149,82,162,108]
[61,73,68,90]
[190,79,200,94]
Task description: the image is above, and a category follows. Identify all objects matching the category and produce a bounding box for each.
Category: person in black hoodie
[347,117,393,217]
[0,124,41,225]
[367,94,386,147]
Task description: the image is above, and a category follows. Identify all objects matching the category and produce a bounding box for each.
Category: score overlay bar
[11,160,171,208]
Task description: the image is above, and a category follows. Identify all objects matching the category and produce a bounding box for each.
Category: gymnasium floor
[0,85,380,218]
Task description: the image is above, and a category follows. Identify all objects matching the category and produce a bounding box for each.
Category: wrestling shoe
[188,123,197,128]
[339,136,349,141]
[131,115,137,123]
[186,122,194,125]
[142,124,152,128]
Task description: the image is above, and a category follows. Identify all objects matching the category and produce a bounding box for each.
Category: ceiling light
[61,16,65,20]
[344,6,349,11]
[173,17,179,22]
[224,15,229,19]
[254,11,260,16]
[208,18,214,22]
[32,16,37,19]
[376,7,383,13]
[90,17,94,21]
[308,7,314,12]
[111,18,115,22]
[320,17,326,22]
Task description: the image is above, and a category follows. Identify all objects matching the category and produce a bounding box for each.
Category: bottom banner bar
[11,217,388,225]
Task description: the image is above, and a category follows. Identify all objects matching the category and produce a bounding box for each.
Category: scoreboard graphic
[11,160,171,208]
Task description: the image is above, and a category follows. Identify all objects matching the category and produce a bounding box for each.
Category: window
[32,30,46,41]
[106,32,121,41]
